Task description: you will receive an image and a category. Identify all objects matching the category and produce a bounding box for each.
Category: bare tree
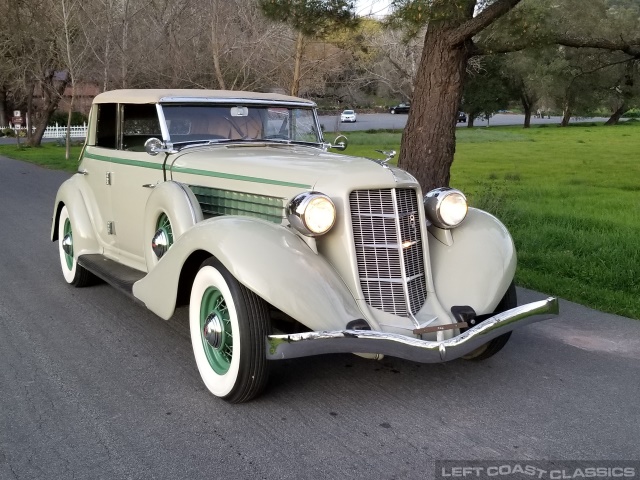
[53,0,90,159]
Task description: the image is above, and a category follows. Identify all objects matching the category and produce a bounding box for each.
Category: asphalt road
[1,157,639,480]
[0,114,612,146]
[319,113,614,132]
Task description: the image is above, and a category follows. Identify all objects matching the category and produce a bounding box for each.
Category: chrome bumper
[266,297,558,362]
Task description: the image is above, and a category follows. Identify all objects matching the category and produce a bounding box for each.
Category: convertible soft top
[92,89,316,106]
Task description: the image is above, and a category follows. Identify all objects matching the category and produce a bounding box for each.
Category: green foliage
[340,122,640,319]
[462,55,516,122]
[0,144,82,172]
[260,0,359,37]
[48,111,88,126]
[387,0,476,36]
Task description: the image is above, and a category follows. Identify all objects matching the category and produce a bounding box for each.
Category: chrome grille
[350,188,427,317]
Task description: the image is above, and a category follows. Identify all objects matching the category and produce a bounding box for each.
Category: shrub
[48,111,88,126]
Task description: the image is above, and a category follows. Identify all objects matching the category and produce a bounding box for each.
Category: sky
[355,0,393,17]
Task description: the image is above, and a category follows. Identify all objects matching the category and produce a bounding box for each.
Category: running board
[78,254,146,297]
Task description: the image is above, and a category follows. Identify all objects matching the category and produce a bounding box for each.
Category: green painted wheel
[190,257,271,403]
[200,286,233,375]
[63,217,74,270]
[57,205,93,287]
[156,213,174,247]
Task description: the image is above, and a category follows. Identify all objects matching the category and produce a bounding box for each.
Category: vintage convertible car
[52,89,558,403]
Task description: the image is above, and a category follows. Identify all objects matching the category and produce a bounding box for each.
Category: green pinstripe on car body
[82,151,312,189]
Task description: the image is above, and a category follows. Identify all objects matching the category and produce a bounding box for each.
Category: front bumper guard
[266,297,558,362]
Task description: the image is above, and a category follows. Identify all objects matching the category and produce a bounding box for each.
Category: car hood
[167,143,418,198]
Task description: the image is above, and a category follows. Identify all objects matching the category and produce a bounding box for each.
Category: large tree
[392,0,640,191]
[260,0,359,95]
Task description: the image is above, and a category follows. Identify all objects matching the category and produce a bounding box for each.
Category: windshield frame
[158,101,325,148]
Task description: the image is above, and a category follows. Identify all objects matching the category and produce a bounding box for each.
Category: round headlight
[287,192,336,236]
[424,188,468,229]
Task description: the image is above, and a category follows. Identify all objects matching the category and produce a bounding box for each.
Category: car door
[108,103,165,272]
[81,102,118,254]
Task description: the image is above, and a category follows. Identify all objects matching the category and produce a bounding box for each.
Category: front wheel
[189,258,270,403]
[57,205,93,287]
[463,282,517,361]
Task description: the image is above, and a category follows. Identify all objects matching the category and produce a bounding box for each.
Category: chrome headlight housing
[287,192,336,236]
[424,187,468,229]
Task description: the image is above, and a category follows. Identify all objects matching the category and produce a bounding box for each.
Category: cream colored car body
[52,89,521,350]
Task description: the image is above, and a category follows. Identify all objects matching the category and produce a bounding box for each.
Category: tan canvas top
[92,89,316,106]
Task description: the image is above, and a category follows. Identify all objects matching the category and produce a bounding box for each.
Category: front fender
[428,208,516,315]
[132,216,364,329]
[143,181,203,270]
[51,175,100,257]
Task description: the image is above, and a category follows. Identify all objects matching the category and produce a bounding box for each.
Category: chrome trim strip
[266,297,559,362]
[176,182,199,225]
[392,187,419,327]
[159,97,315,107]
[156,104,170,141]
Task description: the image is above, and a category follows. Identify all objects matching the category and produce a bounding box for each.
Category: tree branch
[555,34,640,59]
[450,0,524,45]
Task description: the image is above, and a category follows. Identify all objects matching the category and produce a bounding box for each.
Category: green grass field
[347,121,640,319]
[0,143,82,172]
[1,122,638,319]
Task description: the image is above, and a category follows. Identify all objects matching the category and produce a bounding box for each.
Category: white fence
[7,123,88,139]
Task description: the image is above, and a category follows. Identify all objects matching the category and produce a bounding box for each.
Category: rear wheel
[58,205,93,287]
[463,282,517,361]
[189,257,270,403]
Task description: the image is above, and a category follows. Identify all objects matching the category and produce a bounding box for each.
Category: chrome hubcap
[203,313,224,349]
[151,229,169,258]
[62,234,73,256]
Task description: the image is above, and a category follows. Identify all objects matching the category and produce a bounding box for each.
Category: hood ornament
[375,150,396,167]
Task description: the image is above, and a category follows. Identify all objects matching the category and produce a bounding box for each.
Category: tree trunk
[28,73,69,147]
[560,100,571,127]
[521,95,532,128]
[0,87,7,128]
[66,86,75,160]
[26,82,35,144]
[397,26,469,191]
[605,103,626,126]
[468,115,475,128]
[290,31,305,97]
[605,63,634,126]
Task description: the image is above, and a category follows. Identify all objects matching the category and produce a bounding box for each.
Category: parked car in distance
[52,89,559,403]
[389,102,410,114]
[340,109,357,123]
[457,111,467,123]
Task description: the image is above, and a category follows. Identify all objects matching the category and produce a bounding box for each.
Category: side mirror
[145,137,163,156]
[329,135,348,151]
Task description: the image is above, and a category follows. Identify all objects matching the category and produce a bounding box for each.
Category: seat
[227,110,263,140]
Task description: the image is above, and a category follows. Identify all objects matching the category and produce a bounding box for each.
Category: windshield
[161,104,321,145]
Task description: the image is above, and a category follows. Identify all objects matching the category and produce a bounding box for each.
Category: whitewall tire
[189,257,270,403]
[58,205,92,287]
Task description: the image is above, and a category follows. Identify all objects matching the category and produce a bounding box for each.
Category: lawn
[1,122,638,319]
[346,121,640,319]
[0,142,83,172]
